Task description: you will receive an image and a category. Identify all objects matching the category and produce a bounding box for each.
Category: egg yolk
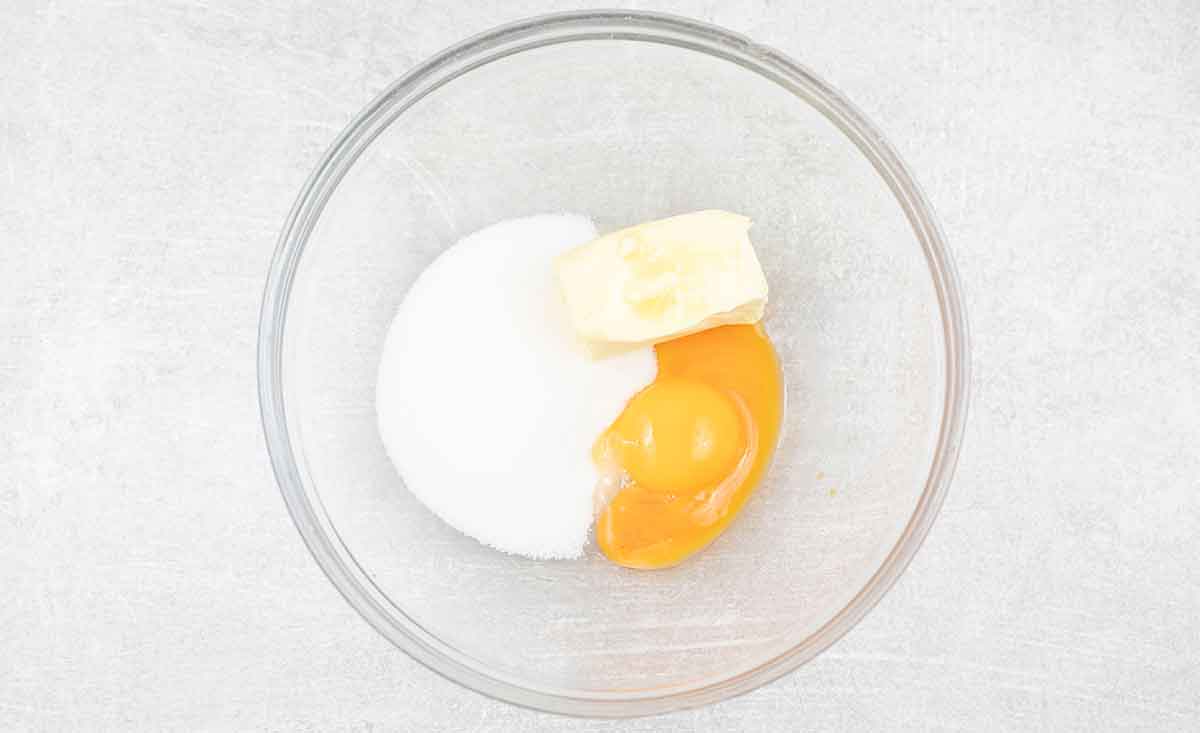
[595,323,782,569]
[602,378,745,493]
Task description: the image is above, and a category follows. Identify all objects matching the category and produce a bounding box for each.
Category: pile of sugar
[376,214,656,559]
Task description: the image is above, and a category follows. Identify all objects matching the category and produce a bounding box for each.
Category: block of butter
[556,210,768,357]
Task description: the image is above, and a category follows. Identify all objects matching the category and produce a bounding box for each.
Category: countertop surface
[3,1,1198,730]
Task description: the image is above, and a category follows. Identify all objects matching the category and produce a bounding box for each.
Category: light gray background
[2,1,1197,730]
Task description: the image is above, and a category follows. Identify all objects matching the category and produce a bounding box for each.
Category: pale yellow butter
[555,210,768,357]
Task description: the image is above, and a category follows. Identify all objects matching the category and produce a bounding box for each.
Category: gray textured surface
[2,0,1198,730]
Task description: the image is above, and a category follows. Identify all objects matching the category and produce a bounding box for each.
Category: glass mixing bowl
[258,10,969,717]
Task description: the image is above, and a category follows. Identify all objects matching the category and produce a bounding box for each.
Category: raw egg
[594,323,783,569]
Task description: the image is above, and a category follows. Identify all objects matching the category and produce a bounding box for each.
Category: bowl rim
[258,9,970,718]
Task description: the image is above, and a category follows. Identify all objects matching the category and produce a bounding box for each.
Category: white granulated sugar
[376,214,656,559]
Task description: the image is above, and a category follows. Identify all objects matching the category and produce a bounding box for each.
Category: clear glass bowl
[258,10,969,718]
